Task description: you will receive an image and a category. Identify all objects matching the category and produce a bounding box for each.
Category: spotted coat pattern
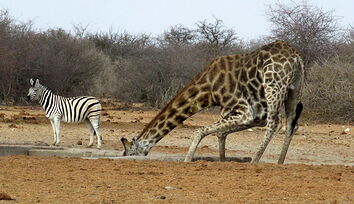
[121,40,304,164]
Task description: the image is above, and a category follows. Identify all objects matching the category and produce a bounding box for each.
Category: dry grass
[302,57,354,123]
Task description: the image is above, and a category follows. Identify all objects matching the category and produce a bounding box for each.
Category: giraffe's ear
[120,137,132,156]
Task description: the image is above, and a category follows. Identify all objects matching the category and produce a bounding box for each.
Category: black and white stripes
[27,78,102,148]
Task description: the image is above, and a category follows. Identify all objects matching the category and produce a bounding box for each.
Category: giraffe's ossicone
[120,40,305,164]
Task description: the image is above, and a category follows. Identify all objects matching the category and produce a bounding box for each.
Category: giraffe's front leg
[217,133,227,161]
[184,113,253,162]
[184,129,206,162]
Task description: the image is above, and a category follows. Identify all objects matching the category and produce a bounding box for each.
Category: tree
[160,24,195,47]
[88,30,153,59]
[196,17,238,56]
[266,1,340,65]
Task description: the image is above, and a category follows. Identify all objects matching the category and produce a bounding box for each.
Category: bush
[1,8,353,124]
[0,10,110,103]
[302,57,354,123]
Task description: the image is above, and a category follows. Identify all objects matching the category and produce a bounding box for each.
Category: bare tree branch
[266,0,341,65]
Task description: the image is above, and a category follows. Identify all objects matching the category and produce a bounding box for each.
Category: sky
[0,0,353,40]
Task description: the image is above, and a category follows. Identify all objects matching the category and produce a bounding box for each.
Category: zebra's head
[27,78,42,101]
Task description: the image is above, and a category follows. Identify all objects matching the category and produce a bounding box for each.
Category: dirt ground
[0,104,353,203]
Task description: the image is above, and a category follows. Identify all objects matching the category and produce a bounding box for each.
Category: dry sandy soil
[0,104,353,203]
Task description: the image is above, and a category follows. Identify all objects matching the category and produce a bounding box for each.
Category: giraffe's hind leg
[278,88,303,164]
[184,109,254,162]
[252,84,284,163]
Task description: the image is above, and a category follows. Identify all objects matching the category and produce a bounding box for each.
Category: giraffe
[120,40,304,164]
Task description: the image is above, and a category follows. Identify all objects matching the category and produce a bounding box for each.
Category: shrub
[302,57,354,123]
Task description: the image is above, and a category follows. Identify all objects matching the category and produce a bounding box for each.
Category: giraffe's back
[193,40,304,120]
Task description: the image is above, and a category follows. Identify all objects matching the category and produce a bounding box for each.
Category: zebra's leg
[53,117,61,146]
[94,128,101,149]
[49,119,57,146]
[85,119,95,148]
[88,116,101,149]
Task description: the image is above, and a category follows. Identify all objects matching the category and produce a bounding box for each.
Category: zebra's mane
[37,82,55,94]
[39,83,79,99]
[34,79,80,99]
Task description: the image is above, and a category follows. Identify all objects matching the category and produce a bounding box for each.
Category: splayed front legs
[184,113,253,162]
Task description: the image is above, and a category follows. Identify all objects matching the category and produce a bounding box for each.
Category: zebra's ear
[34,79,40,86]
[30,78,34,86]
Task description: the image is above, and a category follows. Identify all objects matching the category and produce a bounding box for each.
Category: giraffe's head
[27,78,43,101]
[120,137,148,156]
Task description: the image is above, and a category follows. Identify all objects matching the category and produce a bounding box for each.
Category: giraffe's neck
[135,75,213,154]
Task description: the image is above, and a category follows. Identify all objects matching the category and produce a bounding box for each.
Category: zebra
[27,78,102,148]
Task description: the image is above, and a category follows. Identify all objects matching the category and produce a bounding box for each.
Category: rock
[77,141,83,145]
[164,186,178,190]
[8,124,18,128]
[0,192,13,200]
[343,128,350,134]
